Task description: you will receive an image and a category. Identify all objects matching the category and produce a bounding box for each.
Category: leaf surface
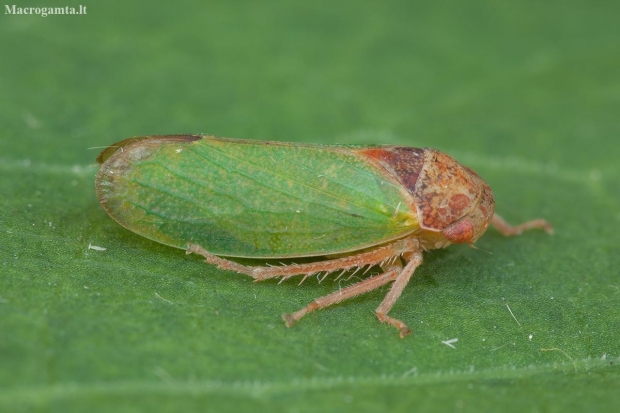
[1,1,619,411]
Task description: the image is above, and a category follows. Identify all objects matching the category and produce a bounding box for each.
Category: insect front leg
[374,250,423,338]
[491,213,553,236]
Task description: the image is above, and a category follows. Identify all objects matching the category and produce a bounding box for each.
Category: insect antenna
[469,244,492,254]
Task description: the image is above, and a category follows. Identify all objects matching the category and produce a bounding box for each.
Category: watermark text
[5,5,87,17]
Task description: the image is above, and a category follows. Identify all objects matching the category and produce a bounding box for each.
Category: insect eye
[442,220,474,244]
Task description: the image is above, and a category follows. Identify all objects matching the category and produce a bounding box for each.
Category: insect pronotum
[95,135,552,337]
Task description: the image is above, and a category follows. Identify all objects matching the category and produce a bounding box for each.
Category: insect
[95,135,552,337]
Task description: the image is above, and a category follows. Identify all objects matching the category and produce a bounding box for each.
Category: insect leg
[491,213,553,236]
[186,244,258,277]
[375,250,423,338]
[282,267,401,329]
[187,238,418,282]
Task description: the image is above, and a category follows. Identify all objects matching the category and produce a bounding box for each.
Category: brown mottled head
[440,177,494,245]
[413,150,495,247]
[358,146,495,249]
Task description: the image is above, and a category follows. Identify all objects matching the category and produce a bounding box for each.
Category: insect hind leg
[282,249,422,337]
[187,238,418,282]
[186,244,259,278]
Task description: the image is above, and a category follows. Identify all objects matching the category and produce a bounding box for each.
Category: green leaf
[1,1,619,412]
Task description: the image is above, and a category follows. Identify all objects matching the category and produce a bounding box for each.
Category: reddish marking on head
[414,150,480,230]
[442,220,474,244]
[479,205,488,218]
[449,193,470,216]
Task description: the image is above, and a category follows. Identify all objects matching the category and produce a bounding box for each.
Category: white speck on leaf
[23,111,40,129]
[441,338,458,349]
[504,301,521,326]
[88,243,107,251]
[154,292,174,305]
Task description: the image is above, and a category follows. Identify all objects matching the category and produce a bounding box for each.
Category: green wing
[96,136,418,258]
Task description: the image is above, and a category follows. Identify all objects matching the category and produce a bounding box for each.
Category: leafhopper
[96,135,552,337]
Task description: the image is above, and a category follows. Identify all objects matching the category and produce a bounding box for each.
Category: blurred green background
[1,0,619,411]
